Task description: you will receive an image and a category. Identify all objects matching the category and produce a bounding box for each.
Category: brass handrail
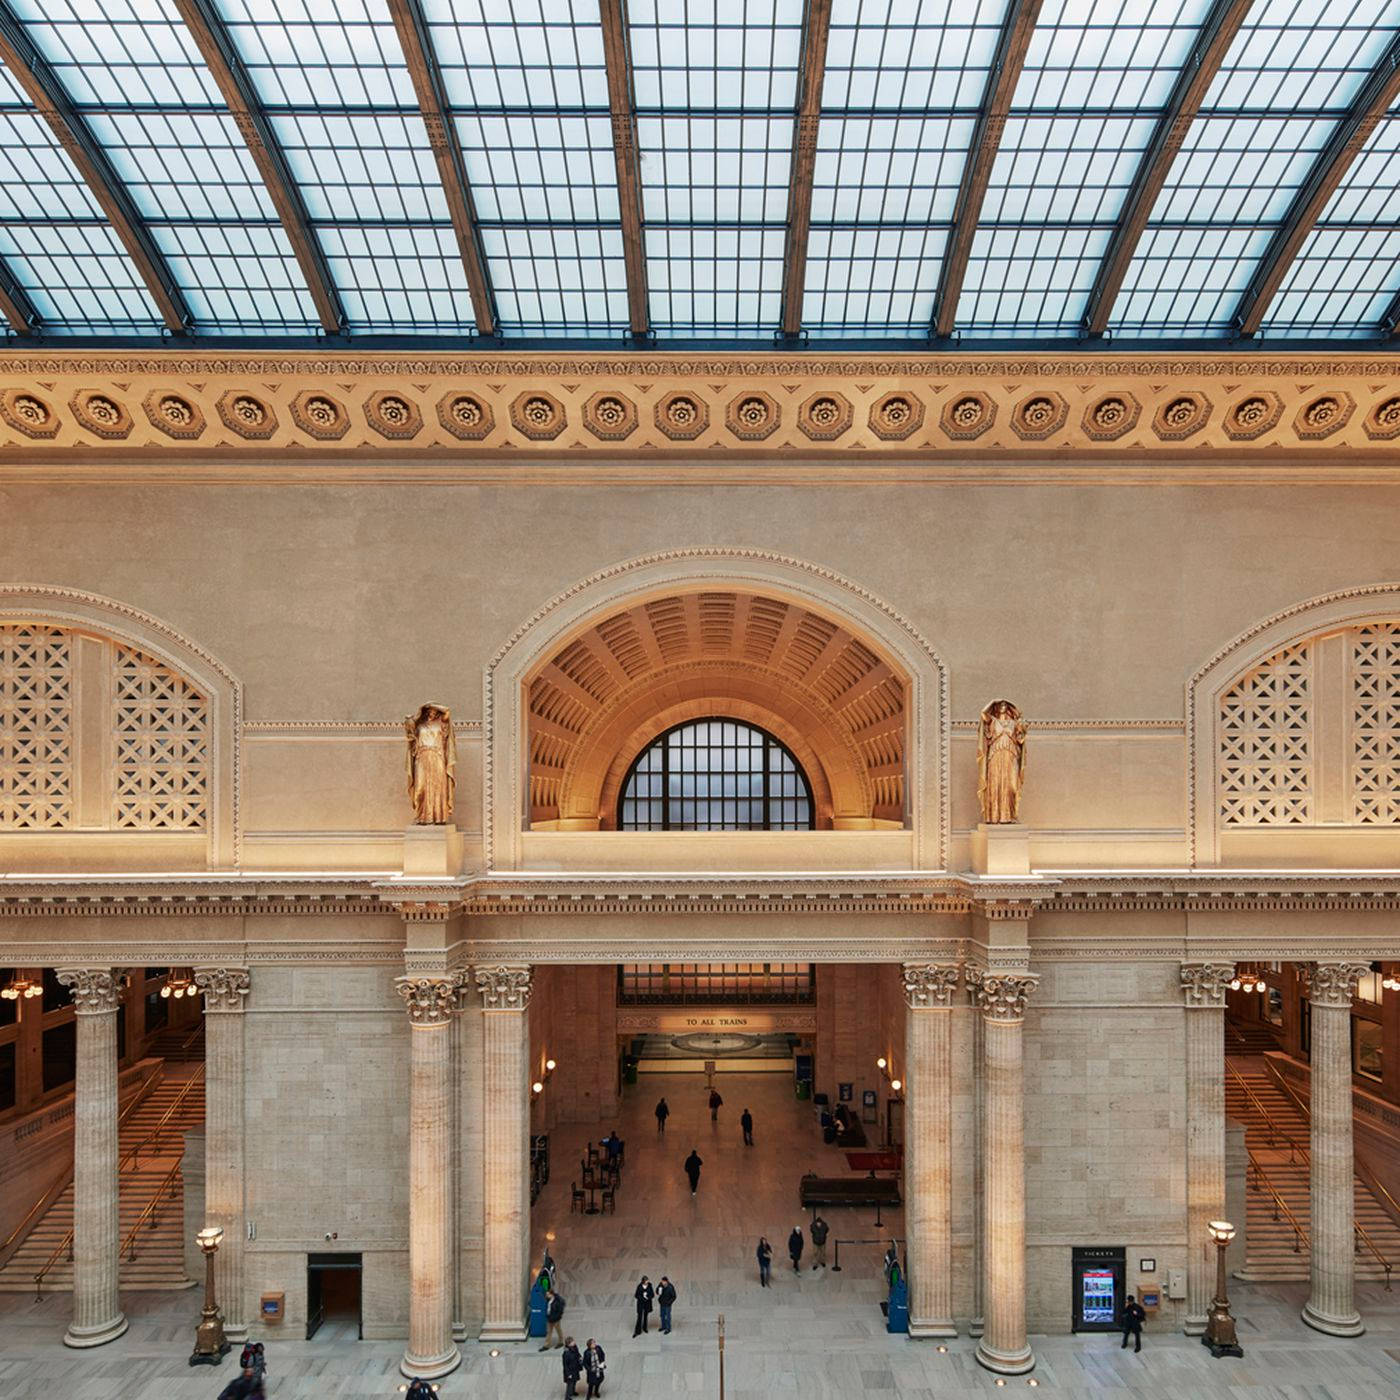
[123,1063,205,1167]
[1225,1061,1306,1160]
[1246,1149,1307,1254]
[119,1155,183,1263]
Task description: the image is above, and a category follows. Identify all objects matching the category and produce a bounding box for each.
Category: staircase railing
[1246,1149,1307,1254]
[120,1156,184,1263]
[32,1064,205,1296]
[1225,1061,1306,1159]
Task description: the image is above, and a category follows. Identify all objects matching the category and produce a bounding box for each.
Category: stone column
[55,967,129,1348]
[973,971,1038,1376]
[193,967,250,1339]
[902,963,960,1338]
[476,964,532,1342]
[1303,962,1369,1338]
[1180,962,1233,1335]
[396,976,462,1379]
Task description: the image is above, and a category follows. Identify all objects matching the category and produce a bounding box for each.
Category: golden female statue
[404,703,456,825]
[977,699,1027,824]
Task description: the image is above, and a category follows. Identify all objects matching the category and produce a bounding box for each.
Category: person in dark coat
[562,1336,583,1397]
[404,1382,436,1400]
[740,1108,753,1146]
[655,1098,669,1134]
[633,1275,654,1335]
[709,1088,723,1122]
[788,1225,804,1271]
[657,1275,677,1333]
[583,1337,607,1397]
[216,1370,260,1400]
[683,1148,703,1195]
[541,1286,566,1349]
[1120,1294,1147,1352]
[756,1235,773,1286]
[810,1214,830,1269]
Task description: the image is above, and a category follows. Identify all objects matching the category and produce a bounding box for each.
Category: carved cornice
[55,966,123,1013]
[475,963,532,1010]
[1308,961,1372,1008]
[903,963,962,1008]
[1179,962,1234,1009]
[193,966,250,1012]
[973,972,1038,1022]
[395,974,459,1026]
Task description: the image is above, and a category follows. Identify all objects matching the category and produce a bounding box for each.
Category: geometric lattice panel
[1352,623,1400,825]
[112,644,209,830]
[0,625,72,829]
[1219,641,1313,826]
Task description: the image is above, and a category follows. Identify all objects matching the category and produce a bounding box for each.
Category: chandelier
[1383,965,1400,993]
[1228,965,1265,993]
[0,973,40,1002]
[160,968,200,1000]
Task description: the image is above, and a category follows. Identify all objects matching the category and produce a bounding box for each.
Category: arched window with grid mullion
[618,718,814,831]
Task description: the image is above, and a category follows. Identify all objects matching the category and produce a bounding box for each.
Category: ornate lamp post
[1203,1219,1243,1358]
[189,1225,230,1365]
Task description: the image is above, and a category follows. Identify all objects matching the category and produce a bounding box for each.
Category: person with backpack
[657,1275,677,1334]
[809,1214,830,1269]
[404,1382,436,1400]
[562,1336,583,1397]
[583,1337,607,1396]
[541,1285,566,1349]
[683,1148,703,1196]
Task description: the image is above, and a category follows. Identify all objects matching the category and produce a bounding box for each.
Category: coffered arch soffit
[485,551,949,871]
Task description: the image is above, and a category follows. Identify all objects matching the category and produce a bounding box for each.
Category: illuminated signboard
[1081,1268,1117,1324]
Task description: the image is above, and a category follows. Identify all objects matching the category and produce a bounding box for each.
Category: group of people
[631,1274,679,1335]
[560,1337,608,1398]
[755,1216,830,1285]
[215,1341,266,1399]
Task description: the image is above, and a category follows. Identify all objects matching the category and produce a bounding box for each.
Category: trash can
[886,1276,909,1334]
[528,1275,549,1338]
[795,1078,811,1101]
[624,1054,639,1085]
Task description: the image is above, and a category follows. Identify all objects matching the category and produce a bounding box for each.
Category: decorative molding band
[465,939,968,964]
[950,718,1185,732]
[245,719,483,736]
[5,355,1400,463]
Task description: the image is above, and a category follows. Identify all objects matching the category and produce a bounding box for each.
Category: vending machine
[1071,1245,1125,1332]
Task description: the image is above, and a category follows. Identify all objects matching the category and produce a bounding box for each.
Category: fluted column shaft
[1181,963,1232,1335]
[903,964,959,1338]
[194,968,250,1339]
[396,976,461,1380]
[974,973,1037,1376]
[1304,962,1369,1338]
[56,968,128,1348]
[476,965,532,1343]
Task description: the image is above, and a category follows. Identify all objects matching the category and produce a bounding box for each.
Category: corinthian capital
[1309,962,1371,1009]
[194,967,251,1012]
[396,975,459,1026]
[56,967,123,1014]
[475,964,532,1010]
[973,971,1038,1022]
[1180,963,1234,1009]
[903,964,961,1008]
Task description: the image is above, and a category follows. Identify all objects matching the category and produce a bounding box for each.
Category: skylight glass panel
[1309,110,1400,225]
[810,116,971,224]
[457,113,619,223]
[960,226,1111,333]
[1114,226,1272,334]
[645,226,785,336]
[802,226,945,333]
[0,222,162,333]
[481,226,629,335]
[638,114,793,223]
[0,111,104,221]
[1262,228,1400,336]
[318,224,478,333]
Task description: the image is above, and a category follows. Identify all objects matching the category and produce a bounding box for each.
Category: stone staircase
[0,1066,205,1294]
[1226,1062,1400,1284]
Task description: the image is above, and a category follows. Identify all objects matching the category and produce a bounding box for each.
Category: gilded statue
[404,703,456,825]
[977,698,1027,824]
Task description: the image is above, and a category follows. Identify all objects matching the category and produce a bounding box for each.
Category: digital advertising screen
[1080,1268,1117,1324]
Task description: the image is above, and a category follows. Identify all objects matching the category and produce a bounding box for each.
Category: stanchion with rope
[717,1312,725,1400]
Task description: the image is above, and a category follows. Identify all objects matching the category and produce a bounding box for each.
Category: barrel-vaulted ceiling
[1,0,1398,348]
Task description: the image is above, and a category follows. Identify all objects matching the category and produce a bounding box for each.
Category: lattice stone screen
[1219,623,1400,827]
[0,625,208,833]
[0,625,73,828]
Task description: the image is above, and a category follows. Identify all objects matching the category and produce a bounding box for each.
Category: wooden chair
[586,1143,601,1167]
[581,1164,597,1189]
[600,1186,616,1214]
[570,1182,586,1214]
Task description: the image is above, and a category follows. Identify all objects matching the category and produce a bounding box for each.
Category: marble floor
[1,1070,1398,1397]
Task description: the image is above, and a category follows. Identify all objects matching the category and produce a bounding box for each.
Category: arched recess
[0,586,241,868]
[485,550,949,870]
[1189,583,1400,866]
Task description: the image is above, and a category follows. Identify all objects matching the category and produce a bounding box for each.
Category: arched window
[618,719,814,831]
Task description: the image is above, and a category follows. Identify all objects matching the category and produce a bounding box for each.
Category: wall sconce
[532,1080,544,1096]
[890,1079,902,1093]
[876,1057,887,1071]
[0,974,40,1003]
[161,968,201,1000]
[545,1058,556,1074]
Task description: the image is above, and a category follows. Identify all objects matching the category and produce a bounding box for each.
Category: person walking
[756,1235,773,1286]
[562,1336,583,1398]
[583,1338,607,1397]
[655,1097,669,1135]
[217,1369,261,1400]
[740,1108,753,1146]
[541,1285,566,1349]
[1120,1294,1146,1353]
[708,1087,723,1122]
[657,1275,677,1334]
[809,1214,829,1269]
[683,1148,703,1196]
[403,1382,435,1400]
[788,1224,804,1272]
[633,1275,655,1336]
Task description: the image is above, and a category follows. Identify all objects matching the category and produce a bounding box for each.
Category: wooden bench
[798,1174,901,1209]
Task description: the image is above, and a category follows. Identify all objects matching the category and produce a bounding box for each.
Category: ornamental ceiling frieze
[0,354,1398,459]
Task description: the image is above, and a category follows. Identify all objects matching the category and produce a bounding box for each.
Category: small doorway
[1071,1245,1125,1332]
[306,1252,362,1341]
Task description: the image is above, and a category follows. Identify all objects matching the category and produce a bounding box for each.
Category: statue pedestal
[970,822,1030,877]
[403,824,462,878]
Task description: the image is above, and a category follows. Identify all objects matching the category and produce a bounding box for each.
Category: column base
[400,1344,461,1380]
[63,1313,129,1349]
[908,1319,958,1339]
[1183,1313,1207,1336]
[968,1315,985,1338]
[452,1320,469,1343]
[1302,1302,1365,1337]
[975,1340,1035,1375]
[479,1321,529,1343]
[224,1323,248,1344]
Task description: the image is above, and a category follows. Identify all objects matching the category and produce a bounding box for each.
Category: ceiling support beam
[0,256,39,334]
[1081,0,1253,337]
[1381,285,1400,337]
[599,0,650,338]
[387,0,498,337]
[172,0,345,335]
[0,1,190,333]
[779,0,832,337]
[1233,32,1400,338]
[931,0,1043,338]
